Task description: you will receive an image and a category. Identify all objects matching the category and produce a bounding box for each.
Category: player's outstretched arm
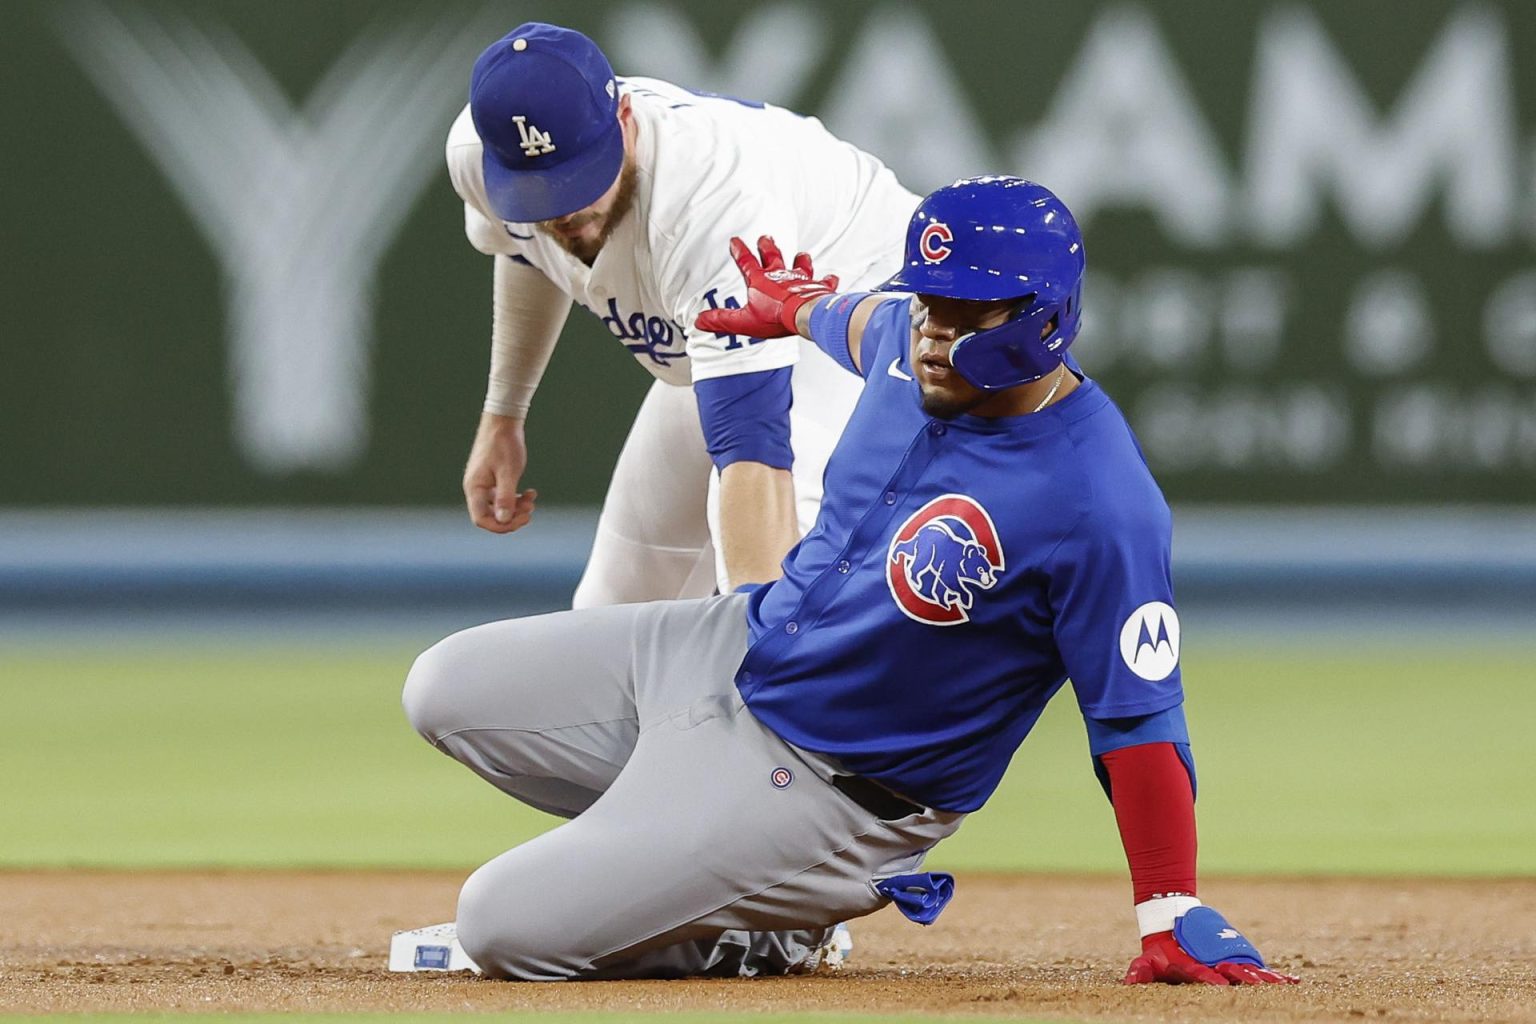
[694,236,885,375]
[1099,742,1299,986]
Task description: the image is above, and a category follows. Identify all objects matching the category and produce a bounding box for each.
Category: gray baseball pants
[402,593,964,981]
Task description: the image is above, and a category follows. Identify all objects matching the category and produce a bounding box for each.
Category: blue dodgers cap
[469,23,623,223]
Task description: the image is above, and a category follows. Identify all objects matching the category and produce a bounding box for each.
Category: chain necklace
[1032,364,1068,413]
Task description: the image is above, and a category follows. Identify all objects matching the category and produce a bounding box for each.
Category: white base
[388,922,481,973]
[824,920,854,969]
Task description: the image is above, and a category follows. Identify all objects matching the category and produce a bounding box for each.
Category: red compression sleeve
[1100,742,1198,903]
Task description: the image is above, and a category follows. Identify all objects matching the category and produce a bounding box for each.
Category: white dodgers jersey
[445,77,919,389]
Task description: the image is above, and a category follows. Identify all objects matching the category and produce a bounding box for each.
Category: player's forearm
[717,461,798,589]
[1100,742,1201,935]
[795,294,888,375]
[485,255,572,418]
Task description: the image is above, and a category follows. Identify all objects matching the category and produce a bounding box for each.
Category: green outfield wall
[4,0,1534,506]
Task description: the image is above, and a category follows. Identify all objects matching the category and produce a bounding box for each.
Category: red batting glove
[1124,931,1300,986]
[694,235,839,338]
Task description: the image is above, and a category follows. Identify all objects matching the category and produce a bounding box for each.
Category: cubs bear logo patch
[887,494,1004,626]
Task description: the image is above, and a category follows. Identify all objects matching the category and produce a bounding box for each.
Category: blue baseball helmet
[882,176,1085,391]
[470,23,624,223]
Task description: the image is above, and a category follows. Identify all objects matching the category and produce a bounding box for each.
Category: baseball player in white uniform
[448,21,918,603]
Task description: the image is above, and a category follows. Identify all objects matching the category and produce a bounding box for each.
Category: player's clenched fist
[463,412,539,534]
[695,236,839,339]
[1123,907,1299,986]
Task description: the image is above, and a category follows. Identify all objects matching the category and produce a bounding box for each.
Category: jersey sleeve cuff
[1084,704,1190,757]
[687,347,799,383]
[1076,691,1185,721]
[694,366,794,471]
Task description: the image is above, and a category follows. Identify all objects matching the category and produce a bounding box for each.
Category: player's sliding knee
[455,862,586,981]
[404,622,554,749]
[401,635,464,746]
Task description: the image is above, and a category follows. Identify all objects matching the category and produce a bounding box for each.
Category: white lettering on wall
[1484,270,1536,378]
[1375,385,1536,468]
[817,5,995,191]
[1345,270,1435,376]
[1244,5,1517,250]
[1219,270,1289,373]
[1015,5,1232,246]
[57,3,503,472]
[1136,385,1352,471]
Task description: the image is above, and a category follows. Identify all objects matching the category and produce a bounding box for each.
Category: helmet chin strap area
[949,299,1071,391]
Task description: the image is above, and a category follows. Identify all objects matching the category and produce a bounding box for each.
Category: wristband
[806,292,879,376]
[1134,893,1203,937]
[779,287,826,334]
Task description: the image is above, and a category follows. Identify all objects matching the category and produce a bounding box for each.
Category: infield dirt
[2,871,1532,1021]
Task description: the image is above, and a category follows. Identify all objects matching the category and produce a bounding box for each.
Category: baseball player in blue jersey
[402,177,1299,987]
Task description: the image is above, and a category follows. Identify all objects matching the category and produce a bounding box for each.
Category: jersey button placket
[928,422,947,437]
[836,560,851,574]
[884,491,897,505]
[785,621,799,635]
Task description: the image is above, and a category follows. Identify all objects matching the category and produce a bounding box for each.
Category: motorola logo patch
[1119,601,1181,681]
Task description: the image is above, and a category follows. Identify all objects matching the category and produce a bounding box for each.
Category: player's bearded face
[537,158,639,264]
[910,296,1020,418]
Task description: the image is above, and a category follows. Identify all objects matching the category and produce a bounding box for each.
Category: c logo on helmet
[919,221,954,264]
[887,494,1005,626]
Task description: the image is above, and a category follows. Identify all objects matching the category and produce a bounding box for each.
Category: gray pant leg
[407,595,819,976]
[421,594,965,981]
[403,602,646,819]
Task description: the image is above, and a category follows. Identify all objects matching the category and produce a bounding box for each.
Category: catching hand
[694,236,839,338]
[1123,907,1299,986]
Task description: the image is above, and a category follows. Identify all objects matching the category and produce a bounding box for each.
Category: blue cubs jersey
[738,298,1185,813]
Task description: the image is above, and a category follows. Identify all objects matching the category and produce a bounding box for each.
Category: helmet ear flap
[1053,282,1084,351]
[949,277,1087,391]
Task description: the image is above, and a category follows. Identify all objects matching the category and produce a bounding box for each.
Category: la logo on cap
[512,115,555,157]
